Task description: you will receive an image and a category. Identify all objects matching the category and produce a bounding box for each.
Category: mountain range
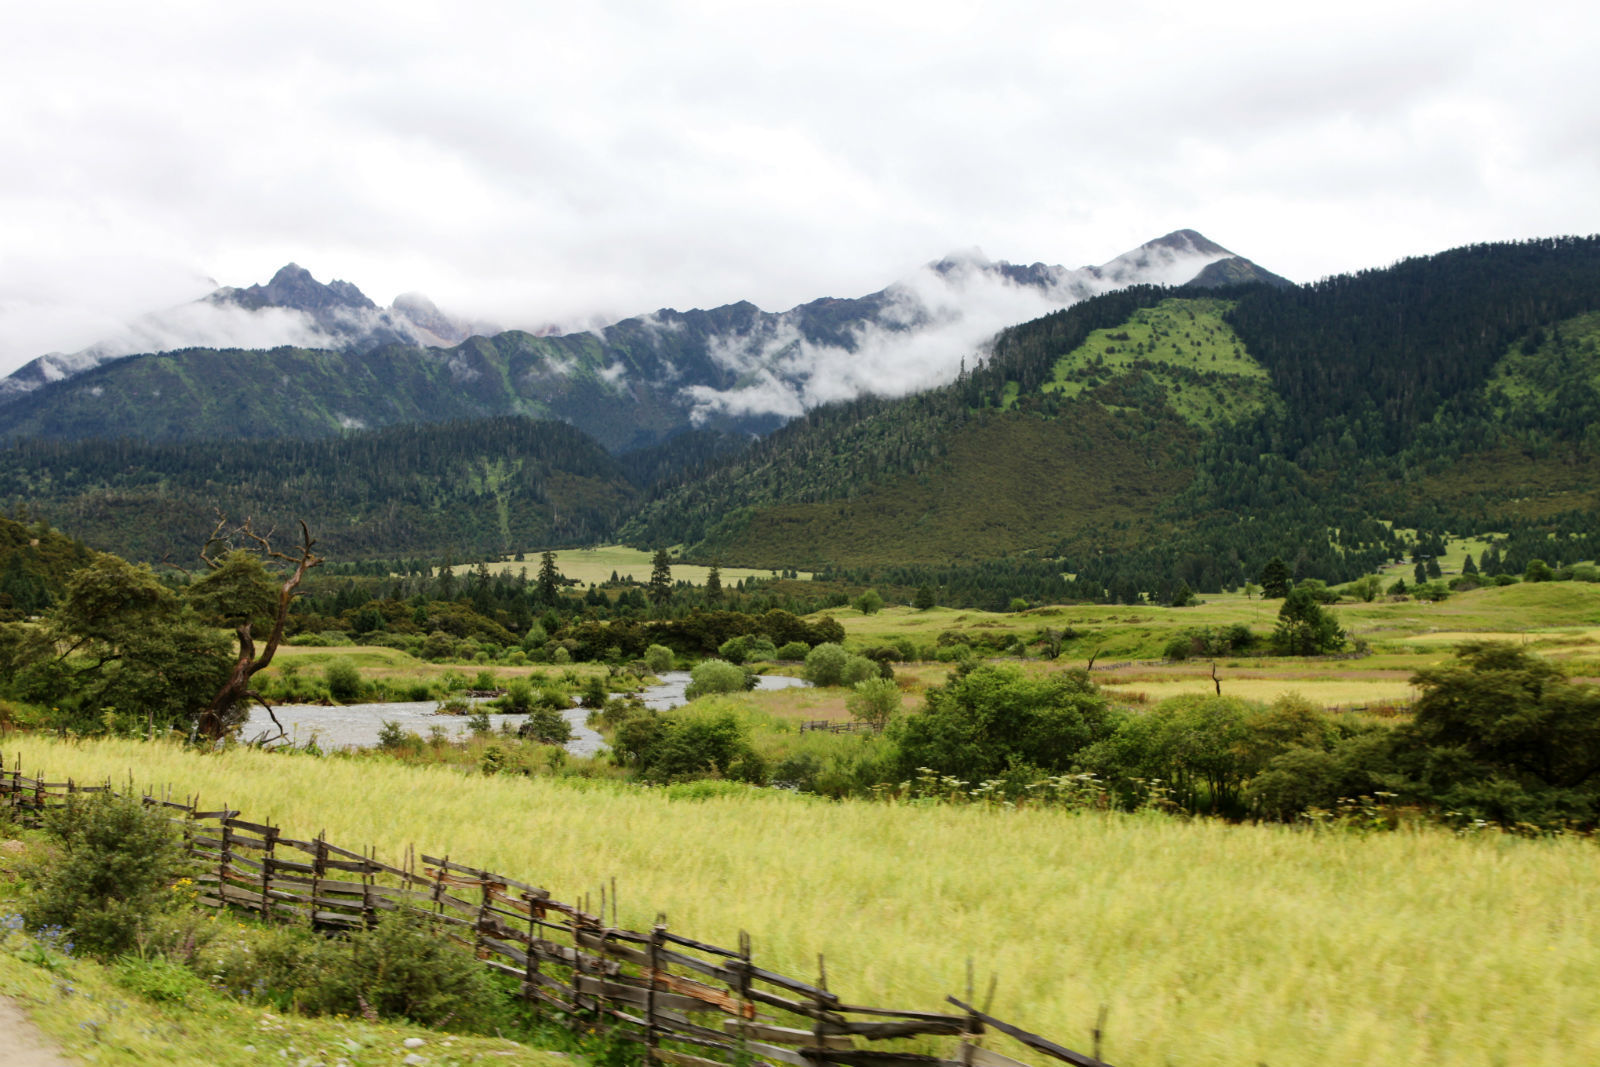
[9,231,1600,608]
[0,230,1287,450]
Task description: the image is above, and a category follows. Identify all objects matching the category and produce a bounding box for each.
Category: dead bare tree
[192,516,323,742]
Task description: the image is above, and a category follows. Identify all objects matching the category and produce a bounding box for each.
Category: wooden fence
[797,721,882,735]
[0,755,1113,1067]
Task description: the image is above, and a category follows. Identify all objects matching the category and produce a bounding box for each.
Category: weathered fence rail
[797,720,883,735]
[1,755,1112,1067]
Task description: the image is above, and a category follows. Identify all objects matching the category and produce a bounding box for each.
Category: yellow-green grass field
[12,737,1600,1067]
[1099,675,1417,708]
[451,545,813,587]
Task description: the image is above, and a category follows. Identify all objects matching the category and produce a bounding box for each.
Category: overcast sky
[3,0,1597,375]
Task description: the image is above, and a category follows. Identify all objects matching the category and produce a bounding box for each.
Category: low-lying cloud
[678,241,1227,422]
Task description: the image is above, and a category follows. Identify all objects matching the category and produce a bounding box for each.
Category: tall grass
[12,737,1598,1067]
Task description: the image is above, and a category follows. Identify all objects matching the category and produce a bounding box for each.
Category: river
[242,670,810,756]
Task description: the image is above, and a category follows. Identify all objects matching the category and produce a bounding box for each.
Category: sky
[3,0,1598,376]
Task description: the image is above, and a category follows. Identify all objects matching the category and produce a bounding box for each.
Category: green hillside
[1039,297,1276,429]
[0,418,640,562]
[625,237,1600,594]
[0,513,97,618]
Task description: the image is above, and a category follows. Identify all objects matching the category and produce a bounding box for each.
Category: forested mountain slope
[624,236,1600,590]
[0,513,97,618]
[0,418,639,563]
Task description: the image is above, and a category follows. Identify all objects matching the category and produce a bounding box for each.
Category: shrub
[853,589,884,615]
[324,660,363,702]
[684,659,749,699]
[847,677,901,728]
[25,791,188,958]
[376,719,409,750]
[839,654,879,686]
[497,678,536,712]
[893,664,1119,781]
[518,704,573,745]
[644,644,676,672]
[619,708,766,783]
[804,643,850,685]
[775,641,810,661]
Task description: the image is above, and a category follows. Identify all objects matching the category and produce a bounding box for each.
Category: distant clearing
[453,544,813,586]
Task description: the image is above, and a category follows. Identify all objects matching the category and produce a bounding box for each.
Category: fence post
[646,920,665,1065]
[313,834,328,929]
[523,891,542,1011]
[259,822,279,921]
[736,930,754,1058]
[218,807,232,906]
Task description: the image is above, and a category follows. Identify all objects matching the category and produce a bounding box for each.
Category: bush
[496,678,536,712]
[847,677,901,728]
[644,644,676,672]
[618,708,766,783]
[893,664,1119,780]
[193,912,501,1029]
[25,791,188,958]
[853,589,884,615]
[518,703,572,745]
[684,659,750,700]
[775,641,810,661]
[804,643,860,686]
[324,660,363,702]
[839,654,879,686]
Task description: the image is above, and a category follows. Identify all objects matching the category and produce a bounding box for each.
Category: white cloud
[2,0,1599,378]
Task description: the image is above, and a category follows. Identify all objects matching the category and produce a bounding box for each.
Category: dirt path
[0,995,75,1066]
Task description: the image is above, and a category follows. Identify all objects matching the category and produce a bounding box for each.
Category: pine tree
[705,561,722,602]
[537,551,562,604]
[648,548,673,605]
[1462,553,1479,576]
[1259,557,1291,599]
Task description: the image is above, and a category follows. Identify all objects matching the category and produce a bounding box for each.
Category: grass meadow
[450,545,813,586]
[10,737,1599,1067]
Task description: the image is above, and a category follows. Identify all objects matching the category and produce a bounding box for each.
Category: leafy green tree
[615,708,764,782]
[1081,694,1258,814]
[10,554,232,736]
[1349,574,1382,602]
[1258,557,1291,599]
[1396,642,1600,825]
[518,703,572,745]
[1525,558,1555,583]
[648,549,673,605]
[853,589,884,615]
[643,644,675,673]
[684,659,749,699]
[847,676,901,729]
[803,643,878,687]
[892,664,1118,779]
[1270,587,1345,656]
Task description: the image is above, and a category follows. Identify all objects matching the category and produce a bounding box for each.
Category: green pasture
[452,544,813,586]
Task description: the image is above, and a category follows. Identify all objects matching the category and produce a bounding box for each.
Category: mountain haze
[0,232,1287,450]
